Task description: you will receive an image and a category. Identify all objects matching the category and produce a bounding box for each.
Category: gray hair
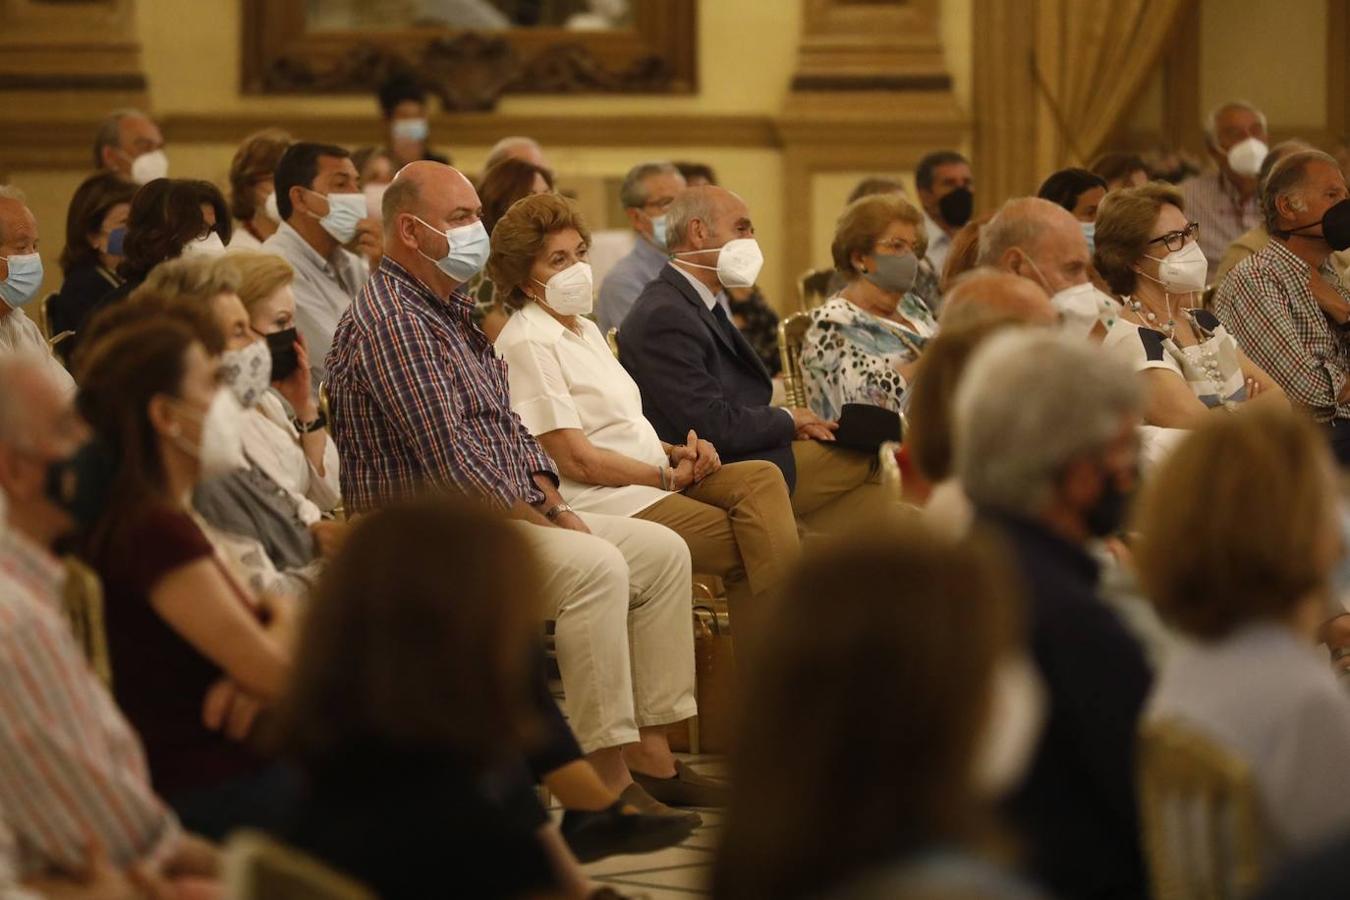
[484,136,543,171]
[1262,149,1340,235]
[0,353,53,448]
[1204,100,1268,148]
[92,108,147,168]
[975,197,1063,267]
[619,161,680,209]
[666,188,720,250]
[953,330,1142,516]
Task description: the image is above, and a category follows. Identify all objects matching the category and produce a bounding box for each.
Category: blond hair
[1093,182,1184,295]
[225,251,295,316]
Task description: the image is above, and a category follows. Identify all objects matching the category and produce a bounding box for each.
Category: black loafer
[631,760,729,808]
[561,800,696,863]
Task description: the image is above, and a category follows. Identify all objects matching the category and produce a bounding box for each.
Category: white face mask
[262,191,280,224]
[220,339,273,409]
[412,217,491,283]
[130,149,169,185]
[174,388,247,479]
[1051,281,1103,340]
[1227,137,1269,178]
[534,261,593,315]
[391,117,429,143]
[311,191,367,244]
[972,655,1046,797]
[1141,240,1208,294]
[675,237,764,289]
[179,231,226,260]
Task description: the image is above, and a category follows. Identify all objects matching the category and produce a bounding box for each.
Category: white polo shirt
[495,301,669,516]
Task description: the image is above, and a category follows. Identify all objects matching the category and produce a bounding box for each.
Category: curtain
[1032,0,1191,168]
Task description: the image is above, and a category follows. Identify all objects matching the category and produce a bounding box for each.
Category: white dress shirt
[922,211,953,277]
[239,391,341,525]
[495,301,669,517]
[0,309,74,396]
[227,224,264,251]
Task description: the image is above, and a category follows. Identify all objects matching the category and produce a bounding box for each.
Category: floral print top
[800,293,932,420]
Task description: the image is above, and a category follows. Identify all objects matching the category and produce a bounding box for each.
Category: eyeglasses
[642,197,676,213]
[1146,222,1200,252]
[874,239,915,253]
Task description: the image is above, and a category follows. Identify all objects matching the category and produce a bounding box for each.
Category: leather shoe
[617,782,702,828]
[631,760,729,808]
[561,801,695,863]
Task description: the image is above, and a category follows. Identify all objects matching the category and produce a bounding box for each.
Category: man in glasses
[597,161,687,334]
[1215,150,1350,462]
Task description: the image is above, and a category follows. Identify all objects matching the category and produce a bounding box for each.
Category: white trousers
[513,512,697,753]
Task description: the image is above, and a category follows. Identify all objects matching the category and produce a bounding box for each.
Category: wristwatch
[293,411,328,434]
[544,502,575,521]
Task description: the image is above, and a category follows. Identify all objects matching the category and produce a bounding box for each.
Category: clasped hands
[667,429,720,491]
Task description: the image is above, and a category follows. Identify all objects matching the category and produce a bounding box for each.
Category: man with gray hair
[1214,148,1350,462]
[953,329,1150,900]
[1181,100,1269,281]
[93,108,167,184]
[484,135,549,172]
[0,186,74,395]
[596,161,686,333]
[1213,138,1313,285]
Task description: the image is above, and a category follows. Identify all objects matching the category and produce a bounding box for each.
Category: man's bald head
[666,185,750,251]
[976,197,1090,295]
[940,266,1056,329]
[382,161,480,237]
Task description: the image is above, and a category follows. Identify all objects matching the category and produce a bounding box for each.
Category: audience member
[939,209,996,292]
[325,161,715,816]
[486,135,549,173]
[619,185,884,534]
[93,108,167,184]
[1037,167,1107,255]
[1213,149,1350,462]
[1095,182,1285,427]
[846,176,905,204]
[49,172,135,351]
[800,193,933,420]
[714,520,1044,900]
[1213,139,1312,285]
[1181,100,1270,280]
[915,150,975,276]
[674,161,717,187]
[1137,405,1350,864]
[0,186,74,394]
[597,161,686,334]
[1089,151,1149,192]
[938,267,1055,330]
[0,353,219,888]
[226,128,293,250]
[489,192,800,639]
[274,500,590,899]
[472,156,557,339]
[264,142,375,391]
[377,74,448,169]
[954,330,1151,900]
[353,145,397,221]
[76,314,297,838]
[977,196,1113,340]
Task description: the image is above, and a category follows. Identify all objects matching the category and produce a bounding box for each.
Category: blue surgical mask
[650,214,669,250]
[0,253,43,309]
[413,216,491,283]
[1081,220,1096,255]
[391,117,429,143]
[106,226,127,258]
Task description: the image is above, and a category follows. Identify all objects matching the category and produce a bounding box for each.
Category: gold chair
[1138,718,1267,900]
[317,381,331,430]
[60,557,112,689]
[38,293,76,350]
[606,326,620,360]
[796,267,836,312]
[777,311,812,409]
[878,440,903,501]
[224,830,376,900]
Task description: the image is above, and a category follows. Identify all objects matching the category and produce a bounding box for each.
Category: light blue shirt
[596,236,669,334]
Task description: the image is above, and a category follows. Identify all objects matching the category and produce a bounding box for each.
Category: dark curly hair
[117,178,231,282]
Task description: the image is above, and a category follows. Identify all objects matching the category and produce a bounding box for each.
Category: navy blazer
[619,264,797,490]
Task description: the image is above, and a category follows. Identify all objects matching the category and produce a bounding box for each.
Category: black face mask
[1287,198,1350,251]
[44,438,118,535]
[265,328,300,382]
[1083,465,1135,538]
[938,186,974,228]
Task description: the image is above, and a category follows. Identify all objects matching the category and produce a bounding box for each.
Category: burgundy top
[94,506,268,797]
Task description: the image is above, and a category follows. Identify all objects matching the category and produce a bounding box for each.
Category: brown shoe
[618,782,703,828]
[631,760,729,809]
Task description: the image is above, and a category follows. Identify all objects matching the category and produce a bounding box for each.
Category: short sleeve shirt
[1105,307,1247,408]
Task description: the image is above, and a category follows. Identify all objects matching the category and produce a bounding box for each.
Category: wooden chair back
[796,267,835,311]
[60,557,112,688]
[777,311,812,409]
[606,326,620,360]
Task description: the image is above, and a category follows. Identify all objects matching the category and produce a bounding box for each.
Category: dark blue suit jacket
[618,264,797,490]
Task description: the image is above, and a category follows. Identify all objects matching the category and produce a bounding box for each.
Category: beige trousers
[513,512,697,754]
[789,440,886,535]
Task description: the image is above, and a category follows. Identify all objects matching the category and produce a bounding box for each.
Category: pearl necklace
[1124,293,1175,338]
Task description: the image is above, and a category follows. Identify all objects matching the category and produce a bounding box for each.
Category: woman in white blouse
[226,252,342,534]
[1094,183,1287,427]
[488,194,800,635]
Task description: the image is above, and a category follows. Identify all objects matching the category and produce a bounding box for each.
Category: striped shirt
[1213,239,1350,422]
[326,256,558,514]
[0,529,178,878]
[1179,171,1262,283]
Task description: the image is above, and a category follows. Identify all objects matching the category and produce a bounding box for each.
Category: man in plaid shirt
[1214,149,1350,463]
[326,162,719,813]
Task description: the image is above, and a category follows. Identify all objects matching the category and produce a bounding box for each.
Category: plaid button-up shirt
[326,257,558,514]
[1180,170,1262,282]
[1213,238,1350,422]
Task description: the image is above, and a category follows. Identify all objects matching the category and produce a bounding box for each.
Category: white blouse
[1104,306,1246,408]
[496,302,668,517]
[239,391,341,525]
